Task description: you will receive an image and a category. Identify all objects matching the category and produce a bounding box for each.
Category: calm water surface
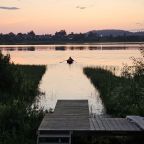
[0,44,141,114]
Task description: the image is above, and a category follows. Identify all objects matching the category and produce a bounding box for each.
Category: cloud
[76,6,87,10]
[0,6,19,10]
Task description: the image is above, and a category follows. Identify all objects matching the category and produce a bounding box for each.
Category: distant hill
[135,31,144,36]
[87,29,144,37]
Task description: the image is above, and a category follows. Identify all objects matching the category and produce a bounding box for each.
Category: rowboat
[67,57,74,64]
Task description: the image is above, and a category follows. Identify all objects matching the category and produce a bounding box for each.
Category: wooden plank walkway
[39,100,90,131]
[39,100,144,132]
[37,100,144,144]
[126,116,144,130]
[54,100,89,116]
[89,115,140,132]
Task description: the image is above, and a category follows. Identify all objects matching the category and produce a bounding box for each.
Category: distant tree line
[0,30,144,44]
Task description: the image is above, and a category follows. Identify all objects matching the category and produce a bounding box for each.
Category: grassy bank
[83,50,144,117]
[0,52,46,144]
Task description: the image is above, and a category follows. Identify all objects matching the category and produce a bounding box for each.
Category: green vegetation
[84,49,144,117]
[0,51,46,144]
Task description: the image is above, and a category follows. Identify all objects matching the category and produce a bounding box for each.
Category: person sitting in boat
[67,57,74,64]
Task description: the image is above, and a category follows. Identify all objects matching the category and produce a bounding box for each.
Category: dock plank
[108,119,123,131]
[89,118,95,130]
[38,100,142,134]
[39,100,90,131]
[89,117,141,132]
[104,118,117,131]
[127,116,144,130]
[94,116,106,130]
[91,118,101,130]
[37,100,144,144]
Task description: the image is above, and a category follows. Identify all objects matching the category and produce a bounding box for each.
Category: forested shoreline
[1,30,144,45]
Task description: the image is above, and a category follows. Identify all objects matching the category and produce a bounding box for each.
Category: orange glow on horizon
[0,0,144,34]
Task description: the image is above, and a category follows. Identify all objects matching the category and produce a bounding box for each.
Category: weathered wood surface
[54,100,89,116]
[39,100,90,131]
[89,115,141,132]
[39,134,71,138]
[38,100,143,133]
[126,116,144,130]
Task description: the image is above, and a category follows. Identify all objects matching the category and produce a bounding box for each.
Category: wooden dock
[37,100,144,144]
[39,100,90,131]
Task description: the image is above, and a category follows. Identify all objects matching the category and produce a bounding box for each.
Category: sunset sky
[0,0,144,34]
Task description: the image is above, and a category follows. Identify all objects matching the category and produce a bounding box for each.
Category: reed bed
[83,50,144,117]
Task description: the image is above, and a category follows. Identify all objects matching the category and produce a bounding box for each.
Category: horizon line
[1,28,144,35]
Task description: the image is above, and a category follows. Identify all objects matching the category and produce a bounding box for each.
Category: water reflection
[0,44,141,114]
[55,46,65,51]
[37,63,104,114]
[0,44,142,51]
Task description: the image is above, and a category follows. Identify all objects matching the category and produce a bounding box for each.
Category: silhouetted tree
[55,30,67,38]
[0,30,144,44]
[27,30,35,37]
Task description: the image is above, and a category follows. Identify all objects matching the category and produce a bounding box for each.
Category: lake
[0,44,142,114]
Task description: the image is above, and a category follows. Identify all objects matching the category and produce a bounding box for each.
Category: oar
[59,60,66,63]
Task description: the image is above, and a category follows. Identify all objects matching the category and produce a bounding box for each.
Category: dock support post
[69,131,73,144]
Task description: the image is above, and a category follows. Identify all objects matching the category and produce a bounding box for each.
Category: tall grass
[83,49,144,117]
